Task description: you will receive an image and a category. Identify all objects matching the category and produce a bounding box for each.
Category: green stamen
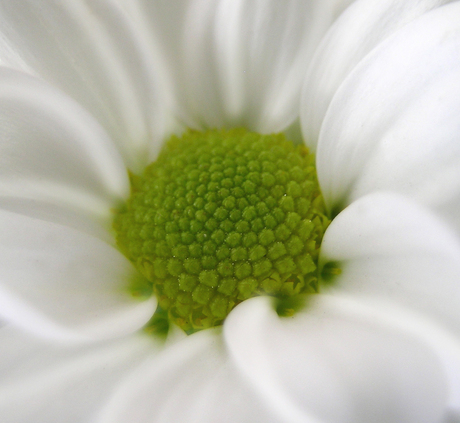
[114,128,329,333]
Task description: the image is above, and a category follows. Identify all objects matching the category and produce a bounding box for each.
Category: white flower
[0,0,460,422]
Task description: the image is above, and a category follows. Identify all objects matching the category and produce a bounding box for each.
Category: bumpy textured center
[114,128,329,332]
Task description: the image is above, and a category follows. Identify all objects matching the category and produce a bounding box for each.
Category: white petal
[315,2,460,231]
[225,295,448,423]
[0,68,129,220]
[98,328,283,423]
[321,193,460,416]
[0,197,113,244]
[0,325,159,423]
[135,0,354,132]
[301,0,452,149]
[0,0,166,169]
[321,192,460,339]
[0,208,156,342]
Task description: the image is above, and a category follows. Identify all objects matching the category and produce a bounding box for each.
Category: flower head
[1,0,460,422]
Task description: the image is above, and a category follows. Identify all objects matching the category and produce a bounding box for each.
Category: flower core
[114,128,329,332]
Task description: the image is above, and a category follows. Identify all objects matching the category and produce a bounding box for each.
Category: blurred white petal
[130,0,354,132]
[0,68,129,220]
[301,0,453,148]
[321,192,460,338]
[0,0,166,170]
[224,295,448,423]
[314,3,460,233]
[98,329,283,423]
[0,325,158,423]
[0,208,156,342]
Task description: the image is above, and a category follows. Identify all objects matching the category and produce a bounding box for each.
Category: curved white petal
[133,0,354,132]
[0,197,114,244]
[0,325,158,423]
[0,68,129,221]
[0,0,166,169]
[0,208,156,342]
[321,192,460,340]
[224,295,448,423]
[301,0,453,149]
[98,328,283,423]
[315,2,460,231]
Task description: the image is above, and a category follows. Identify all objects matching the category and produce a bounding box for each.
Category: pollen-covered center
[114,128,329,332]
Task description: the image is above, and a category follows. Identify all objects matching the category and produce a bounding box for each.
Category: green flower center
[114,128,329,333]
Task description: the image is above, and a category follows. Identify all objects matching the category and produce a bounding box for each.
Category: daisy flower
[0,0,460,422]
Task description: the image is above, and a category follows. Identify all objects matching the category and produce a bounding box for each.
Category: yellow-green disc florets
[114,128,329,332]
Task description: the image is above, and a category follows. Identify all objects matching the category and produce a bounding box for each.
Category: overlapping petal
[0,208,156,342]
[224,296,448,423]
[0,0,166,170]
[0,24,159,345]
[321,192,460,339]
[319,192,460,418]
[313,3,460,232]
[301,0,453,148]
[0,68,129,220]
[129,0,355,132]
[0,325,158,423]
[320,192,460,417]
[97,329,282,423]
